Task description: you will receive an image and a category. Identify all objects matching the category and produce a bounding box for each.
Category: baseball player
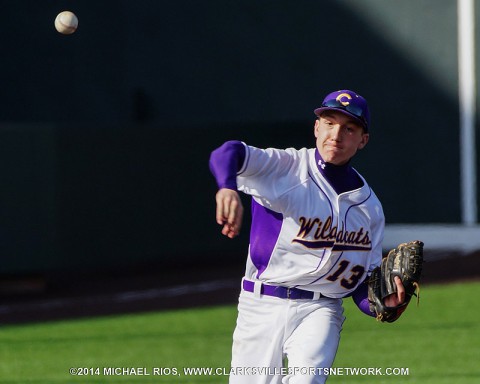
[209,90,405,384]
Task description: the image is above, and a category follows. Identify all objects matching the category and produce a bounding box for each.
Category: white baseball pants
[229,288,344,384]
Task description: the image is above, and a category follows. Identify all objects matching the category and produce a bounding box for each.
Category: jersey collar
[314,149,363,194]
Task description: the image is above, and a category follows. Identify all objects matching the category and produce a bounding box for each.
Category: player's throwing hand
[215,188,244,238]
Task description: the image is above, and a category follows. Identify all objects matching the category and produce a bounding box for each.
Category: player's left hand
[215,188,244,239]
[368,240,423,322]
[383,276,405,307]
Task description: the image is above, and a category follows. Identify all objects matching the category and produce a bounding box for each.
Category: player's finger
[394,276,405,304]
[221,223,231,237]
[227,226,236,238]
[227,197,240,224]
[221,223,238,238]
[222,221,240,238]
[222,196,232,223]
[230,205,244,238]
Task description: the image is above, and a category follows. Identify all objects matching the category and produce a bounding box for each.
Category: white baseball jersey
[237,143,384,298]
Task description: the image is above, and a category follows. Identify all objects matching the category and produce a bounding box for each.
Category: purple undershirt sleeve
[209,140,246,190]
[352,280,375,317]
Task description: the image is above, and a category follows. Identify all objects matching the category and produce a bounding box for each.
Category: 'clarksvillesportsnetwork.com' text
[69,366,410,377]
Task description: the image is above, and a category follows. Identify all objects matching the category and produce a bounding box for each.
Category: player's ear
[314,118,320,137]
[358,133,369,149]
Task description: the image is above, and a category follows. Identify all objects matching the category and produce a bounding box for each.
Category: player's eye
[345,126,356,134]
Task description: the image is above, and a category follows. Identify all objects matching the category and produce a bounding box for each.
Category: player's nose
[330,125,342,141]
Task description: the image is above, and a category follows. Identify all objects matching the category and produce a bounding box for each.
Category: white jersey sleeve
[237,144,310,212]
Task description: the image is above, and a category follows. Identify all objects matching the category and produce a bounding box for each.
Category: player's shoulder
[280,146,309,161]
[282,146,309,156]
[350,169,384,208]
[364,186,385,220]
[284,147,312,169]
[264,146,310,165]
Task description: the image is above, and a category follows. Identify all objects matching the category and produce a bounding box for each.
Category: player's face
[314,112,369,166]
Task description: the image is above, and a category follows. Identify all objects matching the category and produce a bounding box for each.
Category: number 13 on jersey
[326,260,365,289]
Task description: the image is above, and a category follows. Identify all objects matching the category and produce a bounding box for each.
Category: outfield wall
[0,122,478,275]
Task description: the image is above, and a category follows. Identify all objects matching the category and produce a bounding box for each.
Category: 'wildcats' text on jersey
[293,215,372,251]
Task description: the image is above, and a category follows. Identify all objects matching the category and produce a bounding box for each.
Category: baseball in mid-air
[54,11,78,35]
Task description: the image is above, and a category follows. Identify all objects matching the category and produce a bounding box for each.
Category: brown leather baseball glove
[368,240,424,322]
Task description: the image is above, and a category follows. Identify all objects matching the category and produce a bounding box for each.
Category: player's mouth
[324,143,343,151]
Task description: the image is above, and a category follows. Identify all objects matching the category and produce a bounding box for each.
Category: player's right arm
[209,140,298,237]
[209,141,246,238]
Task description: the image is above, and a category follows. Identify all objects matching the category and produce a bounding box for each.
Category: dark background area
[0,1,478,279]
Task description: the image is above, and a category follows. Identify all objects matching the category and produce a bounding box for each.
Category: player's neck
[315,149,362,194]
[315,149,351,172]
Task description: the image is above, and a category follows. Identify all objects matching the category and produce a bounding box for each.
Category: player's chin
[323,153,350,166]
[323,146,343,158]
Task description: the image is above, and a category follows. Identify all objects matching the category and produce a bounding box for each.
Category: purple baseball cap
[314,90,370,131]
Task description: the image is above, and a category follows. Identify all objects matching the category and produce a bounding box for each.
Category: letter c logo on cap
[336,93,352,106]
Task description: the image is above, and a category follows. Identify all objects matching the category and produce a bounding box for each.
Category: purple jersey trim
[291,239,335,249]
[249,199,284,278]
[315,149,364,194]
[344,188,372,229]
[209,141,246,190]
[352,281,375,317]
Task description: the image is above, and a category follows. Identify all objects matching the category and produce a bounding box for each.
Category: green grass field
[0,281,479,383]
